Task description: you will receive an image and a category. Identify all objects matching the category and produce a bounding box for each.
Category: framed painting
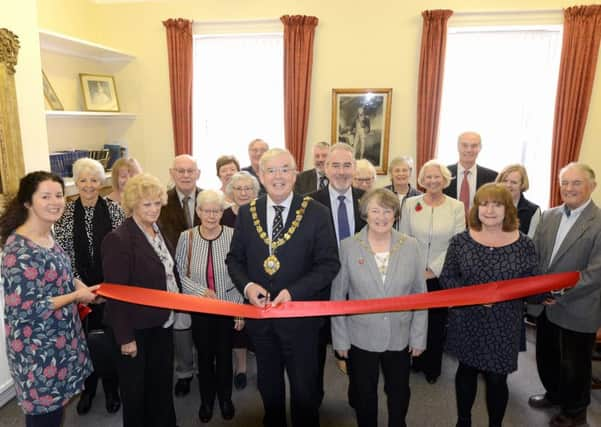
[79,73,120,112]
[42,70,63,110]
[331,88,392,174]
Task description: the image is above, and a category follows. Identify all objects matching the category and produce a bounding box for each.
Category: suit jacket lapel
[284,194,303,230]
[550,204,595,268]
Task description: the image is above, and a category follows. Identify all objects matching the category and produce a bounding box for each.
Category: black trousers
[247,317,321,427]
[535,310,596,415]
[455,363,508,427]
[191,313,234,406]
[348,345,410,427]
[317,317,330,404]
[25,408,63,427]
[111,326,176,427]
[411,278,447,378]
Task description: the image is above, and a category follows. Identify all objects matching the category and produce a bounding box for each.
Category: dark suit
[295,168,319,195]
[443,164,497,199]
[532,201,601,416]
[102,218,177,427]
[383,184,422,229]
[158,187,201,249]
[310,185,366,404]
[226,194,340,427]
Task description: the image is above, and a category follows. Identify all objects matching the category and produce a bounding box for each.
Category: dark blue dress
[439,231,538,374]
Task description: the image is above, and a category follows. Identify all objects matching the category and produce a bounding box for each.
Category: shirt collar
[267,192,293,211]
[175,188,195,203]
[563,198,591,217]
[328,185,353,200]
[457,163,477,175]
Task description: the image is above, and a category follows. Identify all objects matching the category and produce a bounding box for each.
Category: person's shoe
[528,394,559,409]
[174,377,192,397]
[105,391,121,413]
[198,403,213,423]
[219,399,235,420]
[425,374,439,384]
[76,393,94,415]
[549,412,587,427]
[234,372,247,390]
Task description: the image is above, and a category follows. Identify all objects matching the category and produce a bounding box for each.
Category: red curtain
[280,15,319,171]
[416,9,453,173]
[549,5,601,206]
[163,18,193,155]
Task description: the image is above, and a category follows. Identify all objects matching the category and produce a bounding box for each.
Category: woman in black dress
[439,183,539,427]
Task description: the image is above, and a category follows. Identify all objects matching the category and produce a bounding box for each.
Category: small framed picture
[331,88,392,174]
[42,70,64,111]
[79,73,120,112]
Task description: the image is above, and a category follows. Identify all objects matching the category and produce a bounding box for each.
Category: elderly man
[157,154,202,397]
[294,141,330,195]
[227,148,340,427]
[310,143,366,405]
[528,162,601,427]
[444,131,497,218]
[242,138,269,195]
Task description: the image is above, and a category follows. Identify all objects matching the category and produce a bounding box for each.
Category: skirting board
[0,378,15,408]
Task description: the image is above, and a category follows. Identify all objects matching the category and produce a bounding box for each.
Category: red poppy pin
[358,258,365,265]
[415,202,423,212]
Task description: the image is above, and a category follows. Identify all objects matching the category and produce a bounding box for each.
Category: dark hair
[215,155,240,177]
[0,171,64,246]
[468,183,519,232]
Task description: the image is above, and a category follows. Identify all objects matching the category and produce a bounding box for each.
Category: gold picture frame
[42,70,63,110]
[79,73,120,112]
[331,88,392,175]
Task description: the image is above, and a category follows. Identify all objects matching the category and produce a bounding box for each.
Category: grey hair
[225,171,260,198]
[559,162,596,183]
[417,159,453,189]
[355,159,376,178]
[388,156,414,175]
[314,141,330,150]
[328,143,355,160]
[258,148,297,173]
[72,157,105,182]
[196,189,227,211]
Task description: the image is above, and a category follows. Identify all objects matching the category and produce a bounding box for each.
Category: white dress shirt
[176,188,196,227]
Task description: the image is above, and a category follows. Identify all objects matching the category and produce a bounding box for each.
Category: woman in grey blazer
[331,188,427,427]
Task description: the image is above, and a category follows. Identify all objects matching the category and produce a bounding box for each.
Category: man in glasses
[227,148,340,427]
[158,154,202,398]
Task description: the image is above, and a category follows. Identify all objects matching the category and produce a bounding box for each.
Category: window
[192,26,284,189]
[437,26,562,207]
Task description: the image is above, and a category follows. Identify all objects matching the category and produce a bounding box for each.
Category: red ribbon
[96,272,578,319]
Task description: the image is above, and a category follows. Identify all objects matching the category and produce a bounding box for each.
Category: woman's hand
[121,340,137,358]
[234,318,245,331]
[409,347,424,357]
[424,268,436,280]
[75,285,100,304]
[335,349,348,359]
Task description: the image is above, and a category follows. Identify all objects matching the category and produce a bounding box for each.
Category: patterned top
[54,198,125,278]
[439,231,538,374]
[175,226,243,303]
[2,233,93,415]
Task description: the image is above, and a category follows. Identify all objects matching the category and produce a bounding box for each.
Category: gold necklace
[250,196,310,275]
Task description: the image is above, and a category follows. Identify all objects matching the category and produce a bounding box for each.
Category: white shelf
[39,30,135,62]
[46,110,136,119]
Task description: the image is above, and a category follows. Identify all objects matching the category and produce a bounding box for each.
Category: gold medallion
[263,255,281,275]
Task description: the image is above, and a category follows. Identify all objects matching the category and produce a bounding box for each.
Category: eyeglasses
[368,208,394,216]
[264,167,295,176]
[233,186,254,193]
[354,177,374,183]
[173,168,198,176]
[328,162,353,171]
[199,209,222,216]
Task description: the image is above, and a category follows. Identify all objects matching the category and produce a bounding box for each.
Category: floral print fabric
[2,233,93,415]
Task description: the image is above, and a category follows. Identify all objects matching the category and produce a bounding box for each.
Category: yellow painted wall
[34,0,601,202]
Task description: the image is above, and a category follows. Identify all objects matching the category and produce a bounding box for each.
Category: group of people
[1,131,600,427]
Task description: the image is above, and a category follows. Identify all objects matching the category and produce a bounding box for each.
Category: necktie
[319,174,329,190]
[564,205,571,218]
[182,196,192,228]
[272,205,285,241]
[459,170,471,219]
[337,195,351,241]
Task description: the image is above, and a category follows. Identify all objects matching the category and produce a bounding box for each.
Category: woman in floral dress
[0,171,98,427]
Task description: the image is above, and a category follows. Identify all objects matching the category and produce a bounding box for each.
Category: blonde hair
[121,173,167,216]
[496,164,530,192]
[196,189,227,211]
[417,159,452,189]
